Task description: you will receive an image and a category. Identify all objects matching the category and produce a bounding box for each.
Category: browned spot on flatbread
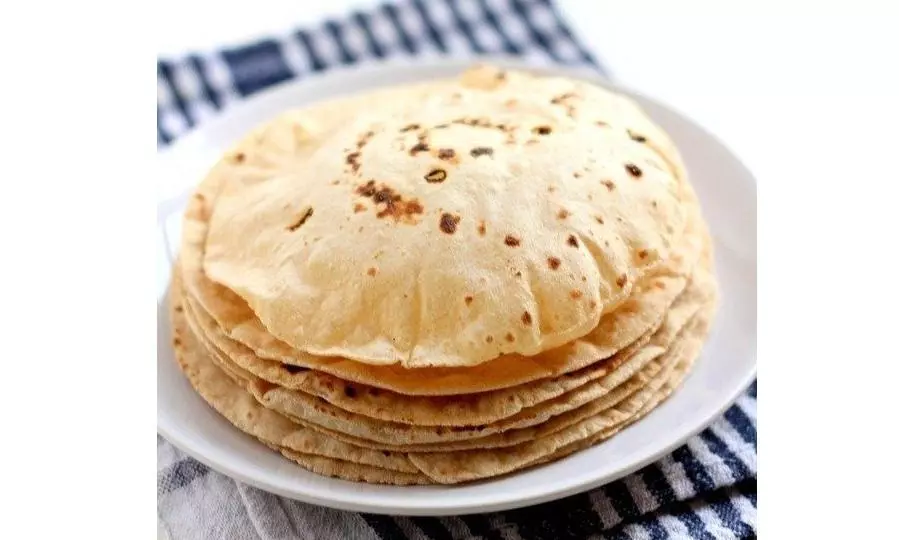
[601,180,616,191]
[425,169,447,183]
[616,274,628,288]
[470,146,493,158]
[628,130,647,143]
[286,207,314,232]
[410,142,430,156]
[567,235,579,248]
[521,311,532,325]
[557,208,570,220]
[353,203,366,213]
[464,295,473,306]
[505,333,515,343]
[357,130,375,149]
[504,235,520,247]
[550,92,578,117]
[477,221,487,236]
[346,151,361,173]
[548,257,561,270]
[570,289,583,300]
[551,92,576,105]
[453,117,488,128]
[367,267,377,277]
[439,213,460,234]
[355,181,424,223]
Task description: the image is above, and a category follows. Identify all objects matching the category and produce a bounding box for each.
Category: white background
[0,1,896,539]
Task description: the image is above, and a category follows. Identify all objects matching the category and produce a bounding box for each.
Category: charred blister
[625,163,643,178]
[425,169,448,183]
[470,146,494,158]
[287,207,314,232]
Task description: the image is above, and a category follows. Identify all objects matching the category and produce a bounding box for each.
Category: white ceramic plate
[157,57,757,516]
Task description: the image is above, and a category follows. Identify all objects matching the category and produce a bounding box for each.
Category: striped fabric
[156,1,757,538]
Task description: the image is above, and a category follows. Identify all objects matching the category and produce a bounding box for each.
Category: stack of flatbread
[168,65,718,485]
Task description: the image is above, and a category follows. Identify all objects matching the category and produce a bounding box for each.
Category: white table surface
[156,2,895,537]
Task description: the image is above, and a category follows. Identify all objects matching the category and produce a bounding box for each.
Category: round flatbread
[201,66,693,367]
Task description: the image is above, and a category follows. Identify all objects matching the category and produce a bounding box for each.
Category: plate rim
[157,55,757,516]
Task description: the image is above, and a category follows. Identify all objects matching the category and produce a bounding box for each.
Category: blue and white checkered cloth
[157,1,757,538]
